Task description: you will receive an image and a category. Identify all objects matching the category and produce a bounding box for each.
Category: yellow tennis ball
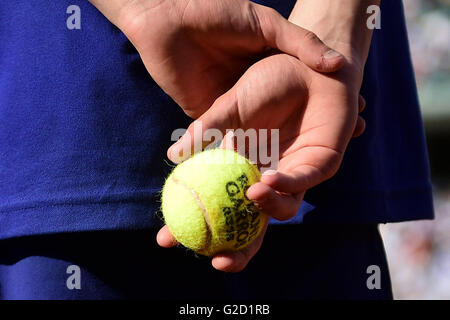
[161,148,268,256]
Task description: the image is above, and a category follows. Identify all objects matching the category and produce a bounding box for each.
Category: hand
[116,0,345,118]
[159,53,366,272]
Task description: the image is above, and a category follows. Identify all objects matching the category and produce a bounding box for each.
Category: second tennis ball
[161,148,268,256]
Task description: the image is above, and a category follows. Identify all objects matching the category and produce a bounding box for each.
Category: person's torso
[0,0,433,239]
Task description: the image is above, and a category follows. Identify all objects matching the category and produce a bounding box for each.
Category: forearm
[289,0,380,72]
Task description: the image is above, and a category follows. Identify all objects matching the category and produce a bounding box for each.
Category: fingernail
[323,50,342,59]
[262,169,277,176]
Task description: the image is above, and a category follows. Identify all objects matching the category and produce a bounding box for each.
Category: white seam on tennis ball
[171,175,212,252]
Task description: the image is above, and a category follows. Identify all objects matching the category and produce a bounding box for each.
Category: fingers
[254,4,344,73]
[156,225,178,248]
[212,218,269,272]
[157,218,269,273]
[353,116,366,138]
[167,91,237,163]
[258,144,343,196]
[244,164,332,221]
[353,95,366,137]
[358,94,366,113]
[262,166,329,195]
[247,182,304,221]
[245,94,366,217]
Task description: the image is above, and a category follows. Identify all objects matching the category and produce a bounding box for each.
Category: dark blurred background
[379,0,450,299]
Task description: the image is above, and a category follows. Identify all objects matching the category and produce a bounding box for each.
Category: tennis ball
[161,148,268,256]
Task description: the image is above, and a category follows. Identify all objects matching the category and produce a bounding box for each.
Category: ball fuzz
[161,149,268,256]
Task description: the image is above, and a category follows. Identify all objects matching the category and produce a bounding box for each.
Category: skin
[89,0,379,272]
[89,0,345,118]
[161,52,366,272]
[161,0,379,272]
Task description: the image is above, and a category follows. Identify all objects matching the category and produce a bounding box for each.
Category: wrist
[89,0,153,36]
[288,0,379,75]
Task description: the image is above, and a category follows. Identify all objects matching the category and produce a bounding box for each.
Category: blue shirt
[0,0,434,239]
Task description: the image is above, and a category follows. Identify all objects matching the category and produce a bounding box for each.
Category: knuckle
[303,30,321,44]
[255,6,280,41]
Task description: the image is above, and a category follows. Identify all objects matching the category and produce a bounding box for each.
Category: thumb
[167,91,238,163]
[254,4,344,72]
